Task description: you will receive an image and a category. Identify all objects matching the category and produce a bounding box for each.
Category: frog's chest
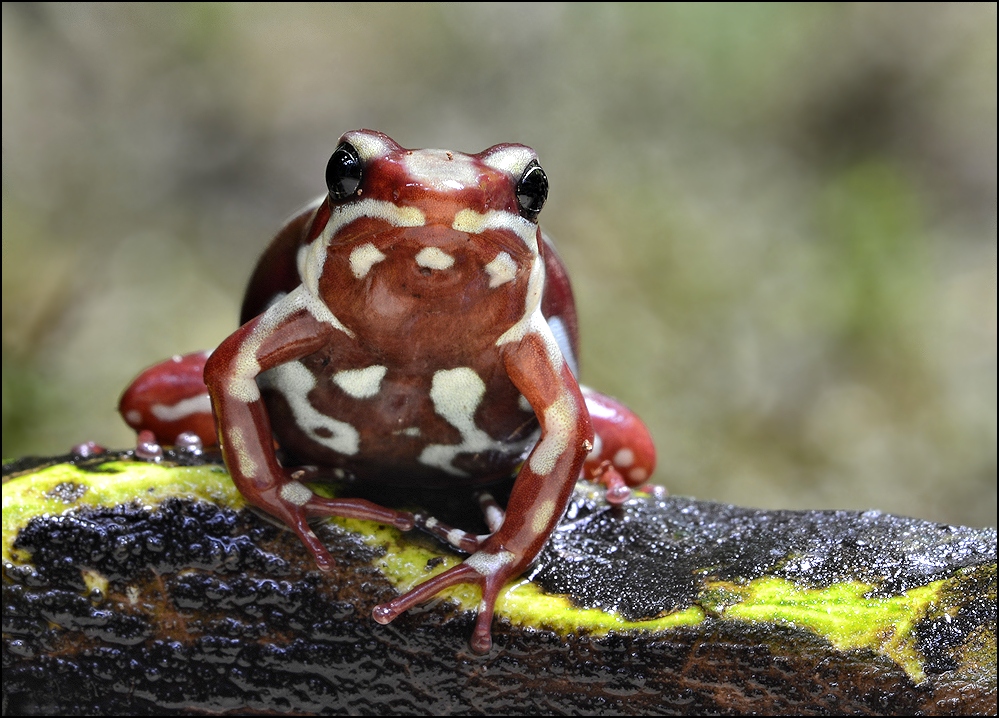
[317,232,529,353]
[258,327,540,487]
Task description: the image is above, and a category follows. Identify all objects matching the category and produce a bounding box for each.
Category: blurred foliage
[2,3,995,527]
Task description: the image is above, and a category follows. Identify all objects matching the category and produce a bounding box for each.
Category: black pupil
[326,143,362,200]
[517,162,548,220]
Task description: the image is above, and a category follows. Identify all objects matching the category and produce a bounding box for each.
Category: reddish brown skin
[120,130,656,653]
[119,351,216,447]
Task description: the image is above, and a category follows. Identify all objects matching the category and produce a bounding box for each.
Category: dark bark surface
[3,451,995,715]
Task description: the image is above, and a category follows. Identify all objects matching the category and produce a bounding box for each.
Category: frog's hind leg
[580,386,657,505]
[415,491,505,554]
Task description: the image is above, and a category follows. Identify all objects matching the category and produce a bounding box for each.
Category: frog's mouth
[350,222,531,287]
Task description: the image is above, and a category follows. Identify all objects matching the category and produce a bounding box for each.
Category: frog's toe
[373,551,518,653]
[281,509,336,571]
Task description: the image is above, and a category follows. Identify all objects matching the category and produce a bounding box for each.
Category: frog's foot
[372,550,517,654]
[252,475,415,571]
[581,386,657,504]
[585,460,632,505]
[414,492,505,554]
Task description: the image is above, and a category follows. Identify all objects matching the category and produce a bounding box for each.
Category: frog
[119,129,656,653]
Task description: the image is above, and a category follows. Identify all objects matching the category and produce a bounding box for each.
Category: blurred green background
[3,4,995,528]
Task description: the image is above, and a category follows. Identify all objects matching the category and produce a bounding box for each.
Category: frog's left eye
[326,142,363,200]
[516,161,548,222]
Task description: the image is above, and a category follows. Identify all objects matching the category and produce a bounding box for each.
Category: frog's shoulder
[241,197,326,324]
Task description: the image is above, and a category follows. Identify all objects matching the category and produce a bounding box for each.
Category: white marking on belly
[333,365,387,399]
[629,467,649,483]
[613,448,635,468]
[419,368,492,475]
[150,393,213,422]
[485,251,518,288]
[418,367,536,476]
[349,243,387,279]
[125,409,142,426]
[260,360,360,455]
[414,246,455,270]
[280,481,313,506]
[529,392,578,475]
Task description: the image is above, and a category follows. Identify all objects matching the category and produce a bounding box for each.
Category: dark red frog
[120,130,656,653]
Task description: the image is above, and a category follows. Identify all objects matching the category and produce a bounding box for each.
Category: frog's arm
[204,285,414,570]
[373,313,592,653]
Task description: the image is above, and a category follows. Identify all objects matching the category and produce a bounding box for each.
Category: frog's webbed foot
[372,549,517,654]
[413,491,505,554]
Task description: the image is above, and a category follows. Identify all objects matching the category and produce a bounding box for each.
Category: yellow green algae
[3,459,975,684]
[2,460,241,564]
[700,576,945,683]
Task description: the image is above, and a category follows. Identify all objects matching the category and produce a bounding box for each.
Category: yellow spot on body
[629,467,648,483]
[349,242,387,279]
[485,251,518,287]
[452,208,538,251]
[613,448,635,468]
[532,499,556,534]
[227,426,259,479]
[333,365,388,399]
[414,246,455,270]
[261,361,360,455]
[151,394,213,422]
[466,550,516,576]
[280,481,313,507]
[530,393,578,475]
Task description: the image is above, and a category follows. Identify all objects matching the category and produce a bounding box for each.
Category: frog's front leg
[204,286,414,570]
[373,319,593,653]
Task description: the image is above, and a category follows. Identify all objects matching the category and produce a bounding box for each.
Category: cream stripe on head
[480,144,538,180]
[452,209,539,254]
[403,149,481,192]
[299,199,425,294]
[340,130,395,161]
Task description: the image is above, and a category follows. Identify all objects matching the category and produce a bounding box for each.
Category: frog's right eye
[326,142,363,200]
[516,160,548,222]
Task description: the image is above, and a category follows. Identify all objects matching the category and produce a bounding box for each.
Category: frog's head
[299,130,550,339]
